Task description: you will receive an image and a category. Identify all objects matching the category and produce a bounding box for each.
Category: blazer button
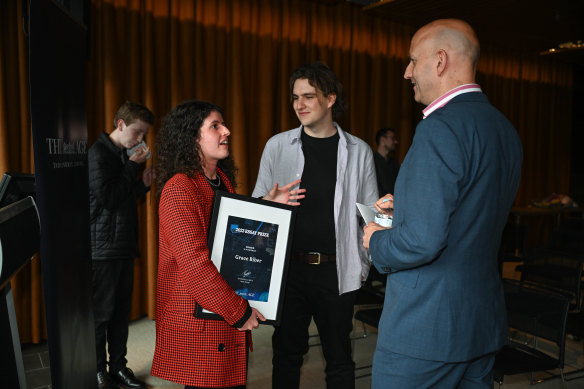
[382,267,391,272]
[218,343,226,352]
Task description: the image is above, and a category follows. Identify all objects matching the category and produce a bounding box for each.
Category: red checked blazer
[151,170,250,387]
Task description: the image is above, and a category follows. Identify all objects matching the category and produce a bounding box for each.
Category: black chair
[498,223,529,277]
[353,307,382,379]
[558,217,584,233]
[516,248,583,311]
[352,267,385,377]
[548,228,584,257]
[563,311,584,382]
[533,219,584,382]
[353,266,385,334]
[354,306,382,337]
[493,279,570,388]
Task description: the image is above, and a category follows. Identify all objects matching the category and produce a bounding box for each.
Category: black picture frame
[195,191,296,325]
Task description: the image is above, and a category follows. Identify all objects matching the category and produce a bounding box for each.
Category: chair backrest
[499,223,529,258]
[548,229,584,256]
[519,248,583,310]
[547,217,584,255]
[498,223,529,276]
[559,217,584,232]
[503,279,570,365]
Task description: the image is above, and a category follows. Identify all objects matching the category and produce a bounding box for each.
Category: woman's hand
[263,179,306,206]
[237,308,266,331]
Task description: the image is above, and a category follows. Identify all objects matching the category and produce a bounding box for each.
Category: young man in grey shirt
[253,62,378,389]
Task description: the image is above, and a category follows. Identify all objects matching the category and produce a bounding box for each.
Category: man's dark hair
[289,61,346,119]
[376,128,396,146]
[113,100,155,129]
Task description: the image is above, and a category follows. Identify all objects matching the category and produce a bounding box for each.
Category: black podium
[0,197,41,389]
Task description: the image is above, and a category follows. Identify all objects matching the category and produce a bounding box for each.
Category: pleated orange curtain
[477,48,574,206]
[0,0,575,343]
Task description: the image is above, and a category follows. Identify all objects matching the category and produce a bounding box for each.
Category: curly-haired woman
[151,100,303,389]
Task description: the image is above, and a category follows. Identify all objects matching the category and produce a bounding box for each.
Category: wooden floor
[22,309,584,388]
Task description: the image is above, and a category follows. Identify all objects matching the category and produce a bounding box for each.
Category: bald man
[363,19,522,388]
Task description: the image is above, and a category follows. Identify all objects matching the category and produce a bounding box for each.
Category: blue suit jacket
[370,92,522,362]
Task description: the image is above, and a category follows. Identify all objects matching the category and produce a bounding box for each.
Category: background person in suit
[373,127,400,197]
[362,19,522,388]
[151,100,302,389]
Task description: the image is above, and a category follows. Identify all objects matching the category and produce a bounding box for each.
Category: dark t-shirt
[374,151,400,196]
[292,130,339,254]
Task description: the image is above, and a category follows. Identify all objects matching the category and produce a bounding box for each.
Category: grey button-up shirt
[252,124,379,294]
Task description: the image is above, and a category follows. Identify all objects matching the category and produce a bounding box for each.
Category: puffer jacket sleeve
[88,142,143,211]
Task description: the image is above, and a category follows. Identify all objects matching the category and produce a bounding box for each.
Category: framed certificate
[196,191,296,325]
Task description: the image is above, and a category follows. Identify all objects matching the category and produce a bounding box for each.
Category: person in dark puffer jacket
[88,101,154,389]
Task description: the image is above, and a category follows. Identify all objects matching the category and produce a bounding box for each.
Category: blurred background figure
[373,128,400,197]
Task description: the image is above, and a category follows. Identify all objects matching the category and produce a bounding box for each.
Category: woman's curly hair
[155,100,237,196]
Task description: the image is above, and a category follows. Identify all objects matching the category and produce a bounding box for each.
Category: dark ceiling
[312,0,584,63]
[364,0,583,53]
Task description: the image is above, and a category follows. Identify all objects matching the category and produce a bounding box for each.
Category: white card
[356,202,375,225]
